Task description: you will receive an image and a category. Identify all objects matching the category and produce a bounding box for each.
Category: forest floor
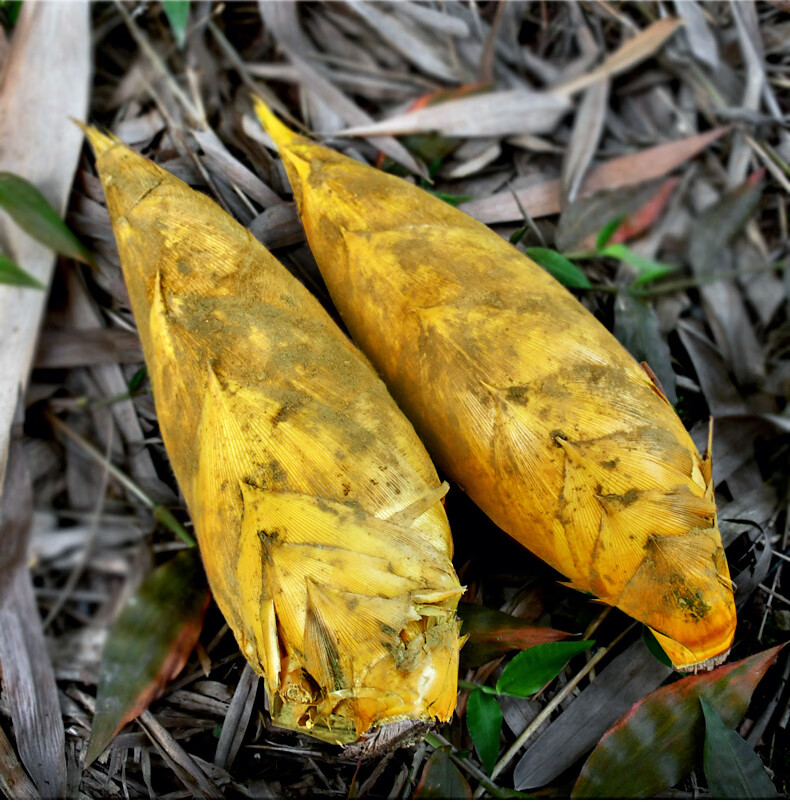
[1,1,789,799]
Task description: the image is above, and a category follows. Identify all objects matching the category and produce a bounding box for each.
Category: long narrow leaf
[85,549,210,765]
[459,602,571,668]
[522,247,591,289]
[496,641,594,698]
[467,689,502,775]
[0,256,44,289]
[572,644,785,798]
[415,748,472,799]
[701,697,778,799]
[0,172,94,265]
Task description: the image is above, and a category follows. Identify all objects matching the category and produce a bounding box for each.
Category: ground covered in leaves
[1,1,790,799]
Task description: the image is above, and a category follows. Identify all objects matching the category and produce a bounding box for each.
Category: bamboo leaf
[459,601,571,668]
[0,255,45,290]
[162,1,189,48]
[0,172,94,265]
[467,689,502,775]
[701,697,778,799]
[595,216,625,253]
[414,748,472,799]
[85,549,210,765]
[496,641,594,699]
[522,247,591,289]
[600,243,677,284]
[572,644,785,799]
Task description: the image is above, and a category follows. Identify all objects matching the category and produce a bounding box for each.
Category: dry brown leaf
[461,126,730,224]
[258,0,425,176]
[561,79,610,207]
[339,89,571,138]
[0,433,66,797]
[349,1,460,82]
[555,17,684,96]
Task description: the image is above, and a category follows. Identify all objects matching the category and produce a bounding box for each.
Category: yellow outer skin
[256,102,737,671]
[84,127,463,744]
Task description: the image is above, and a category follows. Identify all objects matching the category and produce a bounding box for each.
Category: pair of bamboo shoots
[82,99,735,745]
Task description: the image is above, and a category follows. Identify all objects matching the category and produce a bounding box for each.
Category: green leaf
[458,601,571,668]
[467,689,502,775]
[0,255,45,290]
[85,549,209,765]
[162,1,190,48]
[127,366,148,394]
[509,226,529,246]
[572,644,785,799]
[0,173,94,266]
[523,247,591,289]
[496,641,594,699]
[596,216,624,252]
[642,627,673,668]
[414,747,472,799]
[426,189,473,207]
[599,243,676,284]
[701,697,778,799]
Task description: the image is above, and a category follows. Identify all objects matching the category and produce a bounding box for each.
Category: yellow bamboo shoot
[82,126,463,744]
[255,102,736,671]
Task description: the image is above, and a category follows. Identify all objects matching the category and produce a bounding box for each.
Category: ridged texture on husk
[256,102,736,671]
[83,127,462,743]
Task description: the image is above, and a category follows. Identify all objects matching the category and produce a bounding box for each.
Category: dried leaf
[259,103,736,671]
[414,748,472,799]
[613,294,677,405]
[556,18,684,96]
[348,1,458,82]
[466,127,729,226]
[674,0,721,71]
[83,126,462,743]
[571,644,785,799]
[701,697,778,799]
[85,549,210,766]
[514,639,673,790]
[0,435,66,797]
[340,89,571,139]
[458,601,571,668]
[561,80,610,207]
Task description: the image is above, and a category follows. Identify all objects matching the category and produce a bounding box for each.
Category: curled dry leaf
[82,126,462,744]
[258,102,737,672]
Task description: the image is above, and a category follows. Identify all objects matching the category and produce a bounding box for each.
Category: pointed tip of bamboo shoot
[75,121,118,158]
[253,98,300,150]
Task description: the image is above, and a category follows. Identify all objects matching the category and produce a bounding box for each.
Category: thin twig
[46,412,195,547]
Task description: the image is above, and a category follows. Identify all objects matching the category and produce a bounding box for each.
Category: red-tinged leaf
[571,644,785,799]
[414,747,472,799]
[701,697,778,799]
[609,178,679,244]
[85,549,210,765]
[458,602,571,668]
